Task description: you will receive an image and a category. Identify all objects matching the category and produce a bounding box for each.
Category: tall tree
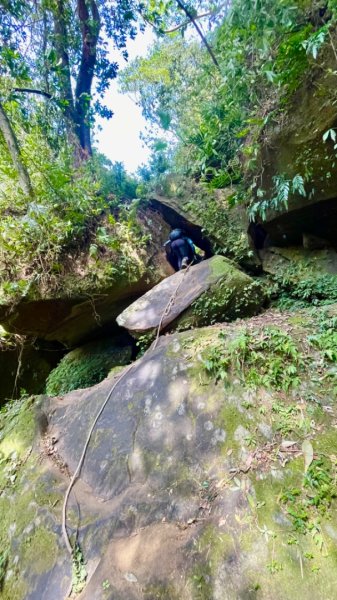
[0,100,33,197]
[0,0,141,158]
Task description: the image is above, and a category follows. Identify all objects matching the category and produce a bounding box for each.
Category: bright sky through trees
[95,28,154,173]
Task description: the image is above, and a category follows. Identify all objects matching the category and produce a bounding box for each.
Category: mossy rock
[45,336,133,396]
[254,41,337,247]
[0,396,70,599]
[173,256,264,330]
[3,304,337,598]
[0,205,174,346]
[117,256,264,338]
[261,246,337,310]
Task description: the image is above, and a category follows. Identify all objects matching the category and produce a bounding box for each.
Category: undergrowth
[281,457,337,546]
[203,326,303,391]
[271,272,337,310]
[45,342,131,396]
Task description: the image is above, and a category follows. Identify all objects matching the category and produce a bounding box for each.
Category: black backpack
[169,228,185,242]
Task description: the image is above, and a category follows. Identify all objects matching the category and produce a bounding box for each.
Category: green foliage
[308,315,337,362]
[281,458,337,540]
[0,100,148,304]
[122,0,328,189]
[45,342,131,396]
[249,174,306,220]
[203,326,303,391]
[136,333,155,357]
[71,544,87,595]
[271,271,337,310]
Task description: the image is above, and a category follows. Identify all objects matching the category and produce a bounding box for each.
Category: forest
[1,1,337,599]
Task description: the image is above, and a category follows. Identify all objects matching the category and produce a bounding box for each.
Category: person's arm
[186,237,196,253]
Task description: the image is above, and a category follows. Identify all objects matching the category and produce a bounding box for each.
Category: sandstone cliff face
[256,42,337,247]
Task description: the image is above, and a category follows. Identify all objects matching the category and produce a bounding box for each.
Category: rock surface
[2,305,337,599]
[0,206,174,347]
[261,246,337,276]
[145,176,259,269]
[116,256,263,337]
[257,43,337,247]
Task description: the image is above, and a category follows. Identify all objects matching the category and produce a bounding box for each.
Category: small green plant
[203,326,303,391]
[249,174,306,221]
[308,315,337,362]
[136,333,154,357]
[272,402,307,436]
[266,560,283,574]
[102,579,110,590]
[71,545,87,594]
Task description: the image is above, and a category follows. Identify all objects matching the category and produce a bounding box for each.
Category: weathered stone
[255,43,337,247]
[261,246,337,276]
[0,206,174,346]
[3,305,337,599]
[116,256,263,337]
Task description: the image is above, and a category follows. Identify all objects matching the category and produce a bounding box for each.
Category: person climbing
[164,228,197,271]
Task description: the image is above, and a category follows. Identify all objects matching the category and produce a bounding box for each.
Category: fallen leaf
[281,440,297,449]
[302,439,314,474]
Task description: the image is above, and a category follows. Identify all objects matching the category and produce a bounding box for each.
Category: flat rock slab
[116,255,260,335]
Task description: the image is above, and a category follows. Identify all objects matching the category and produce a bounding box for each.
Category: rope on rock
[61,262,193,556]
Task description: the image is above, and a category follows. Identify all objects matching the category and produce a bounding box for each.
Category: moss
[21,526,58,575]
[143,581,181,599]
[45,338,132,396]
[1,575,27,600]
[215,398,251,452]
[0,396,64,596]
[174,260,263,331]
[314,428,337,455]
[189,526,234,600]
[0,396,36,449]
[249,457,337,597]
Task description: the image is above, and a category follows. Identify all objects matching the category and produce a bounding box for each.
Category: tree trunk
[0,101,34,197]
[53,0,76,123]
[51,0,100,157]
[75,0,100,156]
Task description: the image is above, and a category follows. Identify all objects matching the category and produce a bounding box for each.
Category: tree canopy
[1,0,336,304]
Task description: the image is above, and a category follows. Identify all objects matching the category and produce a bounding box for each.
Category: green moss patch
[45,337,132,396]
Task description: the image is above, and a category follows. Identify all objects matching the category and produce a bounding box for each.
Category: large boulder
[116,256,263,337]
[0,205,174,346]
[2,305,337,598]
[261,246,337,276]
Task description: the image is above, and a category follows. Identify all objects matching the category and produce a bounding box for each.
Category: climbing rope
[61,261,193,556]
